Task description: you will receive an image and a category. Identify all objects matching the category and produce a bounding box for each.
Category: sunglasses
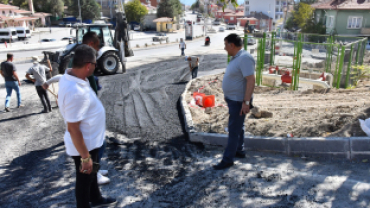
[85,62,97,68]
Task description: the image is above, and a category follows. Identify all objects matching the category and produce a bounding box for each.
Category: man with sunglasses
[58,45,116,208]
[43,32,110,185]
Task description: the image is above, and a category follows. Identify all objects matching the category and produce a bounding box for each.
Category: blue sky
[180,0,244,6]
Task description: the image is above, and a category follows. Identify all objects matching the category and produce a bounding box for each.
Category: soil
[185,73,370,137]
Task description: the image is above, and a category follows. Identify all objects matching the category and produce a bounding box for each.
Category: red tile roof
[216,9,234,13]
[311,0,370,10]
[153,17,173,22]
[0,3,18,9]
[13,9,31,13]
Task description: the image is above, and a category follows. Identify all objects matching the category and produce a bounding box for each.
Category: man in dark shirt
[0,53,22,112]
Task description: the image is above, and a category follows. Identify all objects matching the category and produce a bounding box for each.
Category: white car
[219,27,225,32]
[226,24,236,30]
[247,35,256,45]
[134,25,140,31]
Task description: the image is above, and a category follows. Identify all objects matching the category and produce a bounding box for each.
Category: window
[2,11,5,15]
[12,31,16,36]
[245,8,249,12]
[347,16,363,29]
[276,0,280,5]
[327,16,334,28]
[230,17,234,20]
[17,30,23,34]
[245,0,249,5]
[102,26,113,46]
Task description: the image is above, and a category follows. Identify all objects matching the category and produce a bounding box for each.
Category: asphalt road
[1,46,370,207]
[0,29,242,86]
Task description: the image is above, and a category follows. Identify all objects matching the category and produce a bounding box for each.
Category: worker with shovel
[25,56,53,113]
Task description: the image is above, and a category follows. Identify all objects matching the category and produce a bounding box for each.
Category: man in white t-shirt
[179,38,186,56]
[58,45,116,208]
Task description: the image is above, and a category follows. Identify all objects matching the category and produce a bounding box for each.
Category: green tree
[63,0,72,7]
[12,0,64,15]
[293,3,314,29]
[125,0,148,23]
[0,0,9,4]
[157,0,182,18]
[12,0,28,9]
[70,0,101,20]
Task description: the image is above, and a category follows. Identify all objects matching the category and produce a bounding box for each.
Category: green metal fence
[230,32,367,90]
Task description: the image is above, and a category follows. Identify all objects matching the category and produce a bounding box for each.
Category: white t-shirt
[180,41,186,49]
[58,73,105,156]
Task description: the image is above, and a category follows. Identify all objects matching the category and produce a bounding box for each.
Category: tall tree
[0,0,9,4]
[13,0,64,15]
[293,3,314,29]
[124,0,148,23]
[157,0,182,18]
[70,0,101,20]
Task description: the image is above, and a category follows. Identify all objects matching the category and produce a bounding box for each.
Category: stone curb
[180,73,370,161]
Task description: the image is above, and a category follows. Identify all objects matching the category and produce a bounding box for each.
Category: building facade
[244,0,292,24]
[0,4,49,28]
[312,0,370,37]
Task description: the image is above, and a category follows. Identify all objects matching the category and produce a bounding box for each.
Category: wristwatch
[80,155,91,163]
[243,100,250,105]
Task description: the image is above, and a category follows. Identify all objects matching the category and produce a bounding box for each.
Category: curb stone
[180,73,370,161]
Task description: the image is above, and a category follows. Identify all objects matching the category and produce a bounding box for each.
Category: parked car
[218,27,225,32]
[40,38,56,42]
[153,32,168,42]
[247,35,256,45]
[15,27,31,40]
[133,25,140,31]
[58,22,66,27]
[0,28,17,42]
[213,20,220,25]
[61,37,76,43]
[65,22,72,27]
[226,24,236,30]
[73,22,85,27]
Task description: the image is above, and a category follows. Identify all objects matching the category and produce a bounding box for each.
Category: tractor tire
[99,52,119,75]
[58,54,73,74]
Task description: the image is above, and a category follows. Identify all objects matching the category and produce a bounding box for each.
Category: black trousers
[72,148,102,208]
[36,86,51,111]
[192,66,198,79]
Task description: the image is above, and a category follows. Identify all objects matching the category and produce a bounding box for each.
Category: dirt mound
[185,74,370,137]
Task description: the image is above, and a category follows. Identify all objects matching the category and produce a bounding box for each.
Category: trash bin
[205,36,210,46]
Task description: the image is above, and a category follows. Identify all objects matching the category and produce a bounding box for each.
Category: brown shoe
[5,107,10,112]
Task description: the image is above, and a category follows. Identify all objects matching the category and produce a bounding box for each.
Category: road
[0,29,244,85]
[1,32,370,207]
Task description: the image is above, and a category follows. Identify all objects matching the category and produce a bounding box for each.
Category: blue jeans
[97,140,106,163]
[181,48,185,56]
[5,81,21,108]
[222,98,246,163]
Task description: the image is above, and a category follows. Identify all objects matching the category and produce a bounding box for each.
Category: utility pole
[78,0,82,23]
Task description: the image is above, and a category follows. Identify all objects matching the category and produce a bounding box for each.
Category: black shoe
[91,197,117,208]
[41,109,48,113]
[5,107,10,112]
[213,160,234,170]
[235,152,246,158]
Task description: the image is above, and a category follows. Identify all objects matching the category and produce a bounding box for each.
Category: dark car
[40,38,56,42]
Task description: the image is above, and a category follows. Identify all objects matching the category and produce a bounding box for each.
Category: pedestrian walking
[25,56,52,113]
[179,38,186,56]
[185,56,199,79]
[43,32,110,185]
[0,53,22,112]
[213,33,255,170]
[58,45,116,208]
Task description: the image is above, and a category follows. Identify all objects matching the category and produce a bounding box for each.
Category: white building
[244,0,293,23]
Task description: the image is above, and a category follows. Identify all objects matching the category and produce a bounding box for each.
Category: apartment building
[244,0,293,23]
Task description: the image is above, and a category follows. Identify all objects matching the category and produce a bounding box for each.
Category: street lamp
[267,11,270,31]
